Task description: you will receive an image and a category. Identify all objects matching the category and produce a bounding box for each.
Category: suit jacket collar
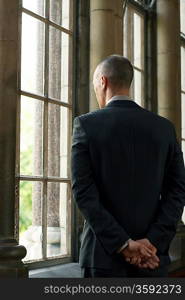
[106,99,141,109]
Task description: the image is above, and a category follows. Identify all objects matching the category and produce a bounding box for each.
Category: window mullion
[19,90,72,108]
[22,7,72,35]
[42,0,50,260]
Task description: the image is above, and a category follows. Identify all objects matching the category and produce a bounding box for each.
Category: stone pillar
[157,0,181,140]
[157,0,185,272]
[115,0,124,55]
[90,0,124,111]
[75,0,90,116]
[0,0,27,277]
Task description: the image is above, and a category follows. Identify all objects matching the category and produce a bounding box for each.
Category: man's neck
[106,94,131,106]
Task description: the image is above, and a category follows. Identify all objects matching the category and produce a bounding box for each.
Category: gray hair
[97,55,134,89]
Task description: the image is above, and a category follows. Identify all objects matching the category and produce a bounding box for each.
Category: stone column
[157,0,185,272]
[0,0,27,277]
[157,0,181,140]
[115,0,124,55]
[74,0,90,116]
[90,0,124,111]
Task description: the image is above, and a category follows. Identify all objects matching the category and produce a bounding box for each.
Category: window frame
[123,0,157,111]
[15,0,77,269]
[123,0,148,107]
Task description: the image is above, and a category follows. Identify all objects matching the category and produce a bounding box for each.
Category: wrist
[120,238,133,253]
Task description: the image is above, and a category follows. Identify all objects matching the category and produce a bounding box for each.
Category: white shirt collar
[106,95,131,106]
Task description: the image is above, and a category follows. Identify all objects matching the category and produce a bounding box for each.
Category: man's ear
[101,76,107,91]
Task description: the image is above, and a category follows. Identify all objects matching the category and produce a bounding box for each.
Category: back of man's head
[97,55,133,89]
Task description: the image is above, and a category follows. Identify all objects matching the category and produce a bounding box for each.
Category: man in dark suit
[71,55,185,277]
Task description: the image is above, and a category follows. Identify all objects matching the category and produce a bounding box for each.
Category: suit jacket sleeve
[71,116,130,256]
[146,125,185,253]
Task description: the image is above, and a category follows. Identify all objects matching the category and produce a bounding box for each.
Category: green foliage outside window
[19,146,32,233]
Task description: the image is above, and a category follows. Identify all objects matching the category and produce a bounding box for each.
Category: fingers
[147,241,157,254]
[125,256,139,264]
[122,240,158,268]
[152,255,160,263]
[146,261,159,269]
[137,257,141,264]
[125,255,160,270]
[138,256,160,269]
[125,257,131,263]
[130,257,137,264]
[144,260,158,269]
[148,244,157,254]
[138,262,148,268]
[137,239,157,255]
[130,256,141,265]
[139,245,153,258]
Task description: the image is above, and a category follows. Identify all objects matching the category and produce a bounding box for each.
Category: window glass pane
[21,13,45,95]
[181,46,185,92]
[19,181,43,261]
[50,0,71,29]
[48,27,71,102]
[130,79,134,100]
[20,96,43,176]
[47,182,70,257]
[180,0,185,34]
[123,7,132,61]
[134,12,142,69]
[23,0,45,16]
[134,0,145,5]
[123,5,145,106]
[182,208,185,224]
[48,104,69,178]
[134,69,143,105]
[182,140,185,167]
[182,93,185,139]
[60,106,70,178]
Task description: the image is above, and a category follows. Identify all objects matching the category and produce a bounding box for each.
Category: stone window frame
[15,0,76,268]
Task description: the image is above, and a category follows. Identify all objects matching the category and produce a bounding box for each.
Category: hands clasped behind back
[121,238,160,269]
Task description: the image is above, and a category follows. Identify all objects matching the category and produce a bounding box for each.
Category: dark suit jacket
[71,100,185,270]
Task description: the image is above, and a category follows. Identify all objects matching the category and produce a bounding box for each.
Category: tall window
[16,0,74,263]
[180,0,185,222]
[123,1,145,106]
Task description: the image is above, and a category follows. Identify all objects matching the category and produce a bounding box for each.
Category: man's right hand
[121,239,154,265]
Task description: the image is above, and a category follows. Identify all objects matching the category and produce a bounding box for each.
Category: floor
[29,263,81,278]
[29,262,185,278]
